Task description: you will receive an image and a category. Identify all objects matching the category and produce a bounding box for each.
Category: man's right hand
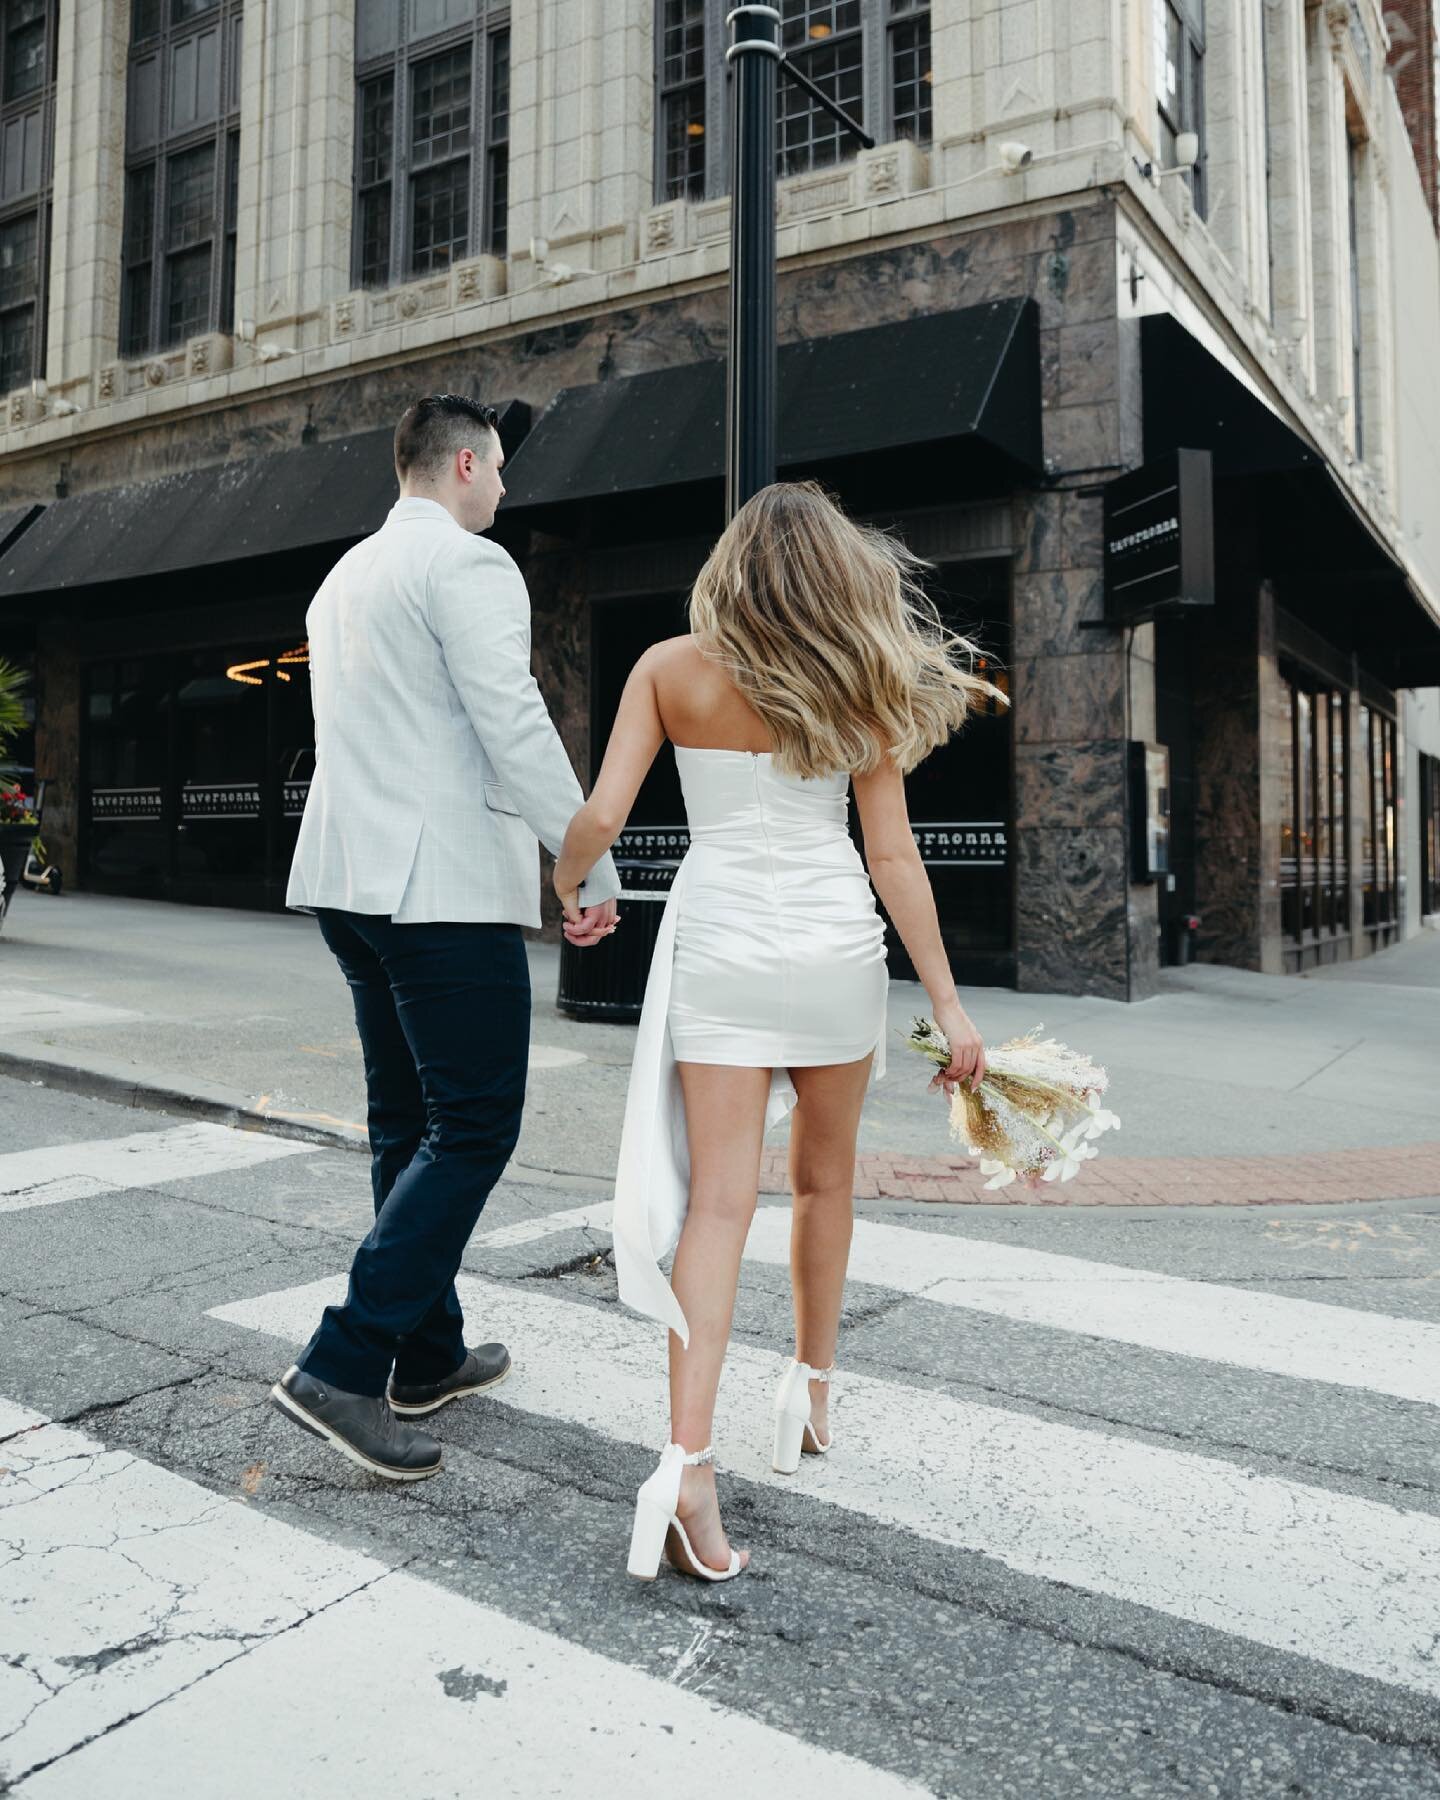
[561,897,619,949]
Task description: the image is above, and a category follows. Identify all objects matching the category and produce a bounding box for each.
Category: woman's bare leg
[667,1061,772,1572]
[787,1055,873,1445]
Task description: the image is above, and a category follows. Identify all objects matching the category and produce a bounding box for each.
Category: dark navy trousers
[298,910,530,1397]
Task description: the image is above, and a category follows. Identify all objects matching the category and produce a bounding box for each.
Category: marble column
[1010,209,1158,1000]
[31,622,80,884]
[1190,582,1281,973]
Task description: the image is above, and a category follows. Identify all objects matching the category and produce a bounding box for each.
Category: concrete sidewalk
[0,893,1436,1201]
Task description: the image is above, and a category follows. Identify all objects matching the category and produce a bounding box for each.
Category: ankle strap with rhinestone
[665,1442,714,1466]
[800,1361,834,1383]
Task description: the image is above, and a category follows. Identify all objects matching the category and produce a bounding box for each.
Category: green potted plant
[0,656,39,928]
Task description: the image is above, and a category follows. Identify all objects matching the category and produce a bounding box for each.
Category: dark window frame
[652,0,931,205]
[120,0,244,360]
[1346,123,1366,459]
[1420,751,1440,920]
[0,0,58,394]
[1155,0,1207,218]
[351,2,511,292]
[1278,660,1352,963]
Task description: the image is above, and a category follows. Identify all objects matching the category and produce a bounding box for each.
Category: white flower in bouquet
[904,1020,1119,1188]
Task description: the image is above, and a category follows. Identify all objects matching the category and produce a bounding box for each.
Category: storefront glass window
[1360,702,1399,935]
[81,641,312,907]
[1280,665,1351,966]
[1421,753,1440,919]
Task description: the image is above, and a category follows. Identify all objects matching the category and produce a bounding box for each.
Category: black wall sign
[1103,448,1215,623]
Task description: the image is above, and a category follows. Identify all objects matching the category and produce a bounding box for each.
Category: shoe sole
[269,1384,443,1482]
[386,1357,512,1416]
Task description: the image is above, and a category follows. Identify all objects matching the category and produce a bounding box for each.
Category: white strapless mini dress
[612,749,888,1341]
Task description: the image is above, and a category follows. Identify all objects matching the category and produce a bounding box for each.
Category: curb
[0,1040,613,1194]
[0,1040,367,1153]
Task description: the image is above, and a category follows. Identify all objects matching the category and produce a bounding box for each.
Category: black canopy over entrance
[501,299,1042,535]
[0,401,531,600]
[1141,314,1440,690]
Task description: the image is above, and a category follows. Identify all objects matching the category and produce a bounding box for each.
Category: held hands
[558,889,619,949]
[930,1000,986,1098]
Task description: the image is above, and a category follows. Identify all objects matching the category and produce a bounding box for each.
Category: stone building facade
[1,0,1438,998]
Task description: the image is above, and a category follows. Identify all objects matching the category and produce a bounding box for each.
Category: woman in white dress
[552,482,996,1583]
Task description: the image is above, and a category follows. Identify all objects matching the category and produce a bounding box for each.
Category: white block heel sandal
[627,1443,745,1583]
[772,1360,833,1474]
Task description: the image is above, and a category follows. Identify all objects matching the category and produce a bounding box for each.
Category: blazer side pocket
[484,782,521,815]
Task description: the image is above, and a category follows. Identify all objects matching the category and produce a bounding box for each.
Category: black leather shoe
[270,1366,443,1481]
[387,1344,512,1416]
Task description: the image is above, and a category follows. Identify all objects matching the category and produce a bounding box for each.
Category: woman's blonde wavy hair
[687,481,1006,781]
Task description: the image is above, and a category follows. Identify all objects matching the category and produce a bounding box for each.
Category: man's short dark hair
[394,394,501,484]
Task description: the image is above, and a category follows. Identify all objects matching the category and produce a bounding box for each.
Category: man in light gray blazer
[273,394,620,1481]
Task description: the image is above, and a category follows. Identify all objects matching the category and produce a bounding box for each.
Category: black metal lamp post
[724,5,873,520]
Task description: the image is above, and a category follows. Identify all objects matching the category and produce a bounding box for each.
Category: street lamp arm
[777,54,875,150]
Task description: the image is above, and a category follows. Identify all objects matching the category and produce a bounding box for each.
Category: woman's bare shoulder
[639,634,705,673]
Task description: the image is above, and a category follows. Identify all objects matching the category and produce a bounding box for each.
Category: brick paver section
[757,1144,1440,1207]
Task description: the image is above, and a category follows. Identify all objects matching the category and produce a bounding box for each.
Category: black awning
[1141,313,1440,689]
[0,402,530,598]
[0,503,42,558]
[502,299,1041,515]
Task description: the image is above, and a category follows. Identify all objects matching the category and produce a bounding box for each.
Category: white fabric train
[612,748,888,1343]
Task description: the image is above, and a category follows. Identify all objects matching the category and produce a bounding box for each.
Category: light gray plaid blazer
[287,496,619,925]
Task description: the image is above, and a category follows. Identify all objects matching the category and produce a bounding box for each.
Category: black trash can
[556,857,681,1022]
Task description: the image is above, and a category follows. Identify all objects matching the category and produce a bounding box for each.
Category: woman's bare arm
[552,648,666,921]
[852,759,987,1093]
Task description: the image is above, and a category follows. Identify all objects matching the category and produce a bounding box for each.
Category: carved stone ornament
[145,360,167,387]
[398,290,421,318]
[9,391,25,425]
[866,153,900,196]
[334,297,355,333]
[190,337,210,374]
[98,366,116,400]
[455,264,481,301]
[646,208,677,252]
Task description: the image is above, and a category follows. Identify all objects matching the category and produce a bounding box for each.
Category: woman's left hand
[559,891,620,947]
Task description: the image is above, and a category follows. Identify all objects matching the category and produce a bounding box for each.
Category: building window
[1279,666,1350,965]
[652,0,930,204]
[1346,128,1366,459]
[888,0,931,145]
[658,0,707,202]
[1154,0,1206,216]
[1421,752,1440,920]
[779,1,865,178]
[352,1,510,291]
[1359,701,1398,938]
[0,0,56,395]
[120,0,244,359]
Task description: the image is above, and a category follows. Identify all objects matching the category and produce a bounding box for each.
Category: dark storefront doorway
[83,639,313,908]
[588,556,1013,987]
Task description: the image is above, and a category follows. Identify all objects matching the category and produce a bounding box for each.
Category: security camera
[998,141,1033,173]
[1175,131,1200,170]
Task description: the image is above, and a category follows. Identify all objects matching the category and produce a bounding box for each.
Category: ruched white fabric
[612,749,888,1343]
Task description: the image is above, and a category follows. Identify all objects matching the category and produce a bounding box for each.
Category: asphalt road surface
[2,1074,1439,1797]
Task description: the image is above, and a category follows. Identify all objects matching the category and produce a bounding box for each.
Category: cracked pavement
[2,1073,1440,1795]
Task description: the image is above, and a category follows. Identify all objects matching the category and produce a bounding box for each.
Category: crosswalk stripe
[0,1124,319,1216]
[210,1272,1440,1702]
[0,1405,919,1797]
[476,1201,1440,1408]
